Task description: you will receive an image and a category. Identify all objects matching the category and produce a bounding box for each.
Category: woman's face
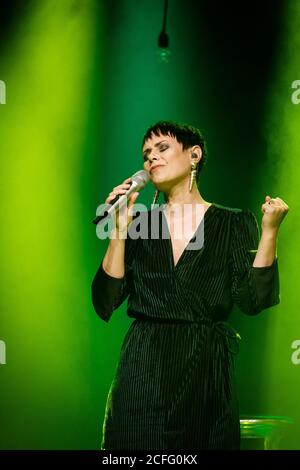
[142,133,193,191]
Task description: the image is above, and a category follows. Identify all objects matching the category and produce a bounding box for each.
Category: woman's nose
[148,153,159,163]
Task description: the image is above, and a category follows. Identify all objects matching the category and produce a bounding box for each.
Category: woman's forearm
[253,229,278,267]
[102,229,127,278]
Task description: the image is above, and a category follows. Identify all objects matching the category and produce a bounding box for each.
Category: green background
[0,0,299,449]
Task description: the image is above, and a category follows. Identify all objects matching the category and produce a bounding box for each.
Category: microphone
[92,169,150,225]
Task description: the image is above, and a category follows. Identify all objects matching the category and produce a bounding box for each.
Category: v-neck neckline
[161,202,215,270]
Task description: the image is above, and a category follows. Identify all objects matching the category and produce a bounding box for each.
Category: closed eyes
[143,146,168,162]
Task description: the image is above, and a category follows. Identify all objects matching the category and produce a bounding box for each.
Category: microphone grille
[131,169,150,186]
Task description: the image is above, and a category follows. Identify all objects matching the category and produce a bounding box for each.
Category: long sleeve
[230,209,280,315]
[91,235,137,323]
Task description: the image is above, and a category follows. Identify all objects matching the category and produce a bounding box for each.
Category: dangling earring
[151,189,160,208]
[189,161,198,192]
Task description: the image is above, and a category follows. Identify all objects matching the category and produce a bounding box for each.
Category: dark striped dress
[91,203,280,450]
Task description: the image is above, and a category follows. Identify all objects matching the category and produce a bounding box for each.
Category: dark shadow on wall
[0,0,35,44]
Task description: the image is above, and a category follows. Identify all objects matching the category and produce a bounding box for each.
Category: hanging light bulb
[157,0,171,63]
[158,29,171,63]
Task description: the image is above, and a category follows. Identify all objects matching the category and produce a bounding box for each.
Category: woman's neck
[164,183,209,208]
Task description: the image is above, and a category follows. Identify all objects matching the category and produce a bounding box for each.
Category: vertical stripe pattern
[91,203,280,450]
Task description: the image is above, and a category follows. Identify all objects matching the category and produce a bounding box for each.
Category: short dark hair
[142,120,208,183]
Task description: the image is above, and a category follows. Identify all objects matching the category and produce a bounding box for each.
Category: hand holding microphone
[106,177,139,234]
[92,170,150,235]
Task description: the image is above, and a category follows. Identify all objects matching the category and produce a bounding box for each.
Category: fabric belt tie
[210,321,241,355]
[133,315,241,355]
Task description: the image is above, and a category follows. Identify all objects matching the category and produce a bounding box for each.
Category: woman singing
[91,121,288,450]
